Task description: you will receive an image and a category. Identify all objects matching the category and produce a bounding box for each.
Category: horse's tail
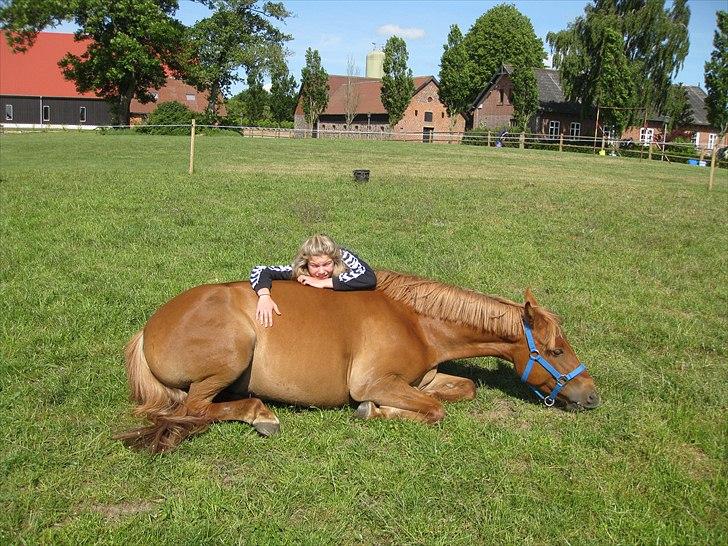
[114,329,208,453]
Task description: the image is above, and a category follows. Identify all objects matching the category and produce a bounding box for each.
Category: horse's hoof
[253,420,280,437]
[355,401,376,419]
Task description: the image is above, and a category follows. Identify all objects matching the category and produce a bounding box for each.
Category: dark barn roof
[685,86,709,125]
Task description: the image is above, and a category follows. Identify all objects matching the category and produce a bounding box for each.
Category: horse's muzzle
[563,389,601,411]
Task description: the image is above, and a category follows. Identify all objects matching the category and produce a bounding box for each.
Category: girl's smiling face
[307,254,335,279]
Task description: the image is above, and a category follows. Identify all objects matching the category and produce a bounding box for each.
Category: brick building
[470,64,726,151]
[294,75,466,141]
[1,32,210,128]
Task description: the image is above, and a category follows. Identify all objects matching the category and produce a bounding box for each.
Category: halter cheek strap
[520,320,587,406]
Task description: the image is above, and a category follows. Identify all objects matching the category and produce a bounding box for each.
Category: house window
[692,132,700,147]
[79,107,87,123]
[415,109,418,117]
[427,96,433,103]
[570,122,581,137]
[185,94,195,101]
[498,90,504,105]
[707,133,717,150]
[441,112,445,119]
[548,120,560,139]
[4,104,12,121]
[424,112,433,123]
[639,127,654,144]
[152,92,159,100]
[43,105,50,122]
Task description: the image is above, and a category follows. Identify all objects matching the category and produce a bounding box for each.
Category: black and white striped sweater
[250,248,376,292]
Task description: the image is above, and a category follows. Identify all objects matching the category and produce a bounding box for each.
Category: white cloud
[377,24,425,40]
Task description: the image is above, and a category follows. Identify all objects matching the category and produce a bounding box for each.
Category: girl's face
[307,254,335,279]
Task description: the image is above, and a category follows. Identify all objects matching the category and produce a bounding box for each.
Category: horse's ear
[524,300,538,327]
[524,288,539,307]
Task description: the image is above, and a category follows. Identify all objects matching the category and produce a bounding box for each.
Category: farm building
[470,64,726,151]
[294,74,466,141]
[0,32,208,128]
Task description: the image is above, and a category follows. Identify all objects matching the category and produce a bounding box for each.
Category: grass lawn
[1,131,726,544]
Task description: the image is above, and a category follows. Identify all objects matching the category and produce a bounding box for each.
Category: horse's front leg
[350,375,445,424]
[419,372,476,402]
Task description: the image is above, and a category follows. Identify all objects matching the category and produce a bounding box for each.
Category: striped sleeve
[250,265,293,292]
[332,248,377,291]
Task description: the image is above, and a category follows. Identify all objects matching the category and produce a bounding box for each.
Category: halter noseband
[520,320,587,407]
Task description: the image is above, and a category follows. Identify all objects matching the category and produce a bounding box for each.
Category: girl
[250,234,376,327]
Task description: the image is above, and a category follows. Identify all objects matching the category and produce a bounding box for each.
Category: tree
[243,69,268,122]
[343,54,360,129]
[184,0,291,117]
[548,0,690,119]
[462,4,545,104]
[300,48,329,131]
[269,62,297,124]
[381,36,414,128]
[592,27,638,133]
[664,84,692,131]
[438,24,471,128]
[510,66,539,131]
[704,11,728,138]
[0,0,185,125]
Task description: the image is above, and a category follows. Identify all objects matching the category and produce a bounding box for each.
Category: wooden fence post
[487,131,491,147]
[519,132,525,149]
[559,134,563,152]
[188,119,196,175]
[709,150,717,191]
[648,142,653,161]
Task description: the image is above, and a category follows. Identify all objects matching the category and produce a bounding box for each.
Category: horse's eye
[551,348,564,356]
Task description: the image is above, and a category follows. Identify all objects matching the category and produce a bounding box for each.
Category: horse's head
[514,289,601,411]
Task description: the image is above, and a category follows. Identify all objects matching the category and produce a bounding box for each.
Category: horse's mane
[374,270,561,346]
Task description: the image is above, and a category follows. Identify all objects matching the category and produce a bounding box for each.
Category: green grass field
[1,132,726,544]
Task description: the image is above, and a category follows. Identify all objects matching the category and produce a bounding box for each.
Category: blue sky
[61,0,725,95]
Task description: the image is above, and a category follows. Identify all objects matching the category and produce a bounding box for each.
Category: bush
[138,102,195,135]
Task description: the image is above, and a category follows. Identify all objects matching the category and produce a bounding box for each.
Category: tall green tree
[704,10,728,137]
[381,36,415,128]
[0,0,184,125]
[510,66,539,131]
[438,24,471,126]
[184,0,290,117]
[243,69,268,122]
[462,4,545,104]
[269,62,297,123]
[300,48,329,130]
[548,0,690,120]
[592,27,638,132]
[664,84,692,131]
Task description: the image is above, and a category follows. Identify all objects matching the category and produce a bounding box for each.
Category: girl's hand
[255,295,281,327]
[297,275,333,289]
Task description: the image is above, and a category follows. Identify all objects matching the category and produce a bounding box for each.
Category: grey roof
[533,67,583,115]
[685,86,709,125]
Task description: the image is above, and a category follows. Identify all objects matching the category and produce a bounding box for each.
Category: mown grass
[1,132,726,544]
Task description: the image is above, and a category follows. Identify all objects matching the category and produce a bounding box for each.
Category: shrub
[138,102,195,135]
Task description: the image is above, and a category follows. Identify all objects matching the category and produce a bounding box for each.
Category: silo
[366,49,385,79]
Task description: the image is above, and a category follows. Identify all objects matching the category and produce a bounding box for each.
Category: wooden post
[188,119,196,175]
[709,149,717,191]
[519,132,525,149]
[648,142,653,161]
[487,131,491,147]
[593,105,600,152]
[559,133,563,152]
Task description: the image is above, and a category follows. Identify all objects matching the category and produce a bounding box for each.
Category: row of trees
[437,2,726,140]
[0,0,298,126]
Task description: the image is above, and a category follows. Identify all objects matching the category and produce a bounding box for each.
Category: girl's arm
[250,265,291,327]
[332,249,377,291]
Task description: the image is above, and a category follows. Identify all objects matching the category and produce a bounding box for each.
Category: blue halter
[520,320,587,407]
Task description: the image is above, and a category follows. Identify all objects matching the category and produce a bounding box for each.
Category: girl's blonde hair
[292,234,348,278]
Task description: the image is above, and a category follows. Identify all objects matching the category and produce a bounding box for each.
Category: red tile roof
[316,75,435,115]
[0,32,98,98]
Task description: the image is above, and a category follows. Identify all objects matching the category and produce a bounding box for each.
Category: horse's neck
[418,315,521,364]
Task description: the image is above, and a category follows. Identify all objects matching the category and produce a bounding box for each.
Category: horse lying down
[116,270,600,452]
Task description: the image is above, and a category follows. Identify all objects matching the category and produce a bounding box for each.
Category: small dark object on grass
[353,169,370,182]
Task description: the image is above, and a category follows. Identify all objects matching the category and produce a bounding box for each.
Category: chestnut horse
[117,270,600,452]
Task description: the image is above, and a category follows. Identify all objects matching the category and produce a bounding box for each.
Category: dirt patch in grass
[471,399,530,429]
[92,500,156,521]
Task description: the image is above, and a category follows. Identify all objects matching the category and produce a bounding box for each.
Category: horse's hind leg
[185,377,280,436]
[419,372,476,402]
